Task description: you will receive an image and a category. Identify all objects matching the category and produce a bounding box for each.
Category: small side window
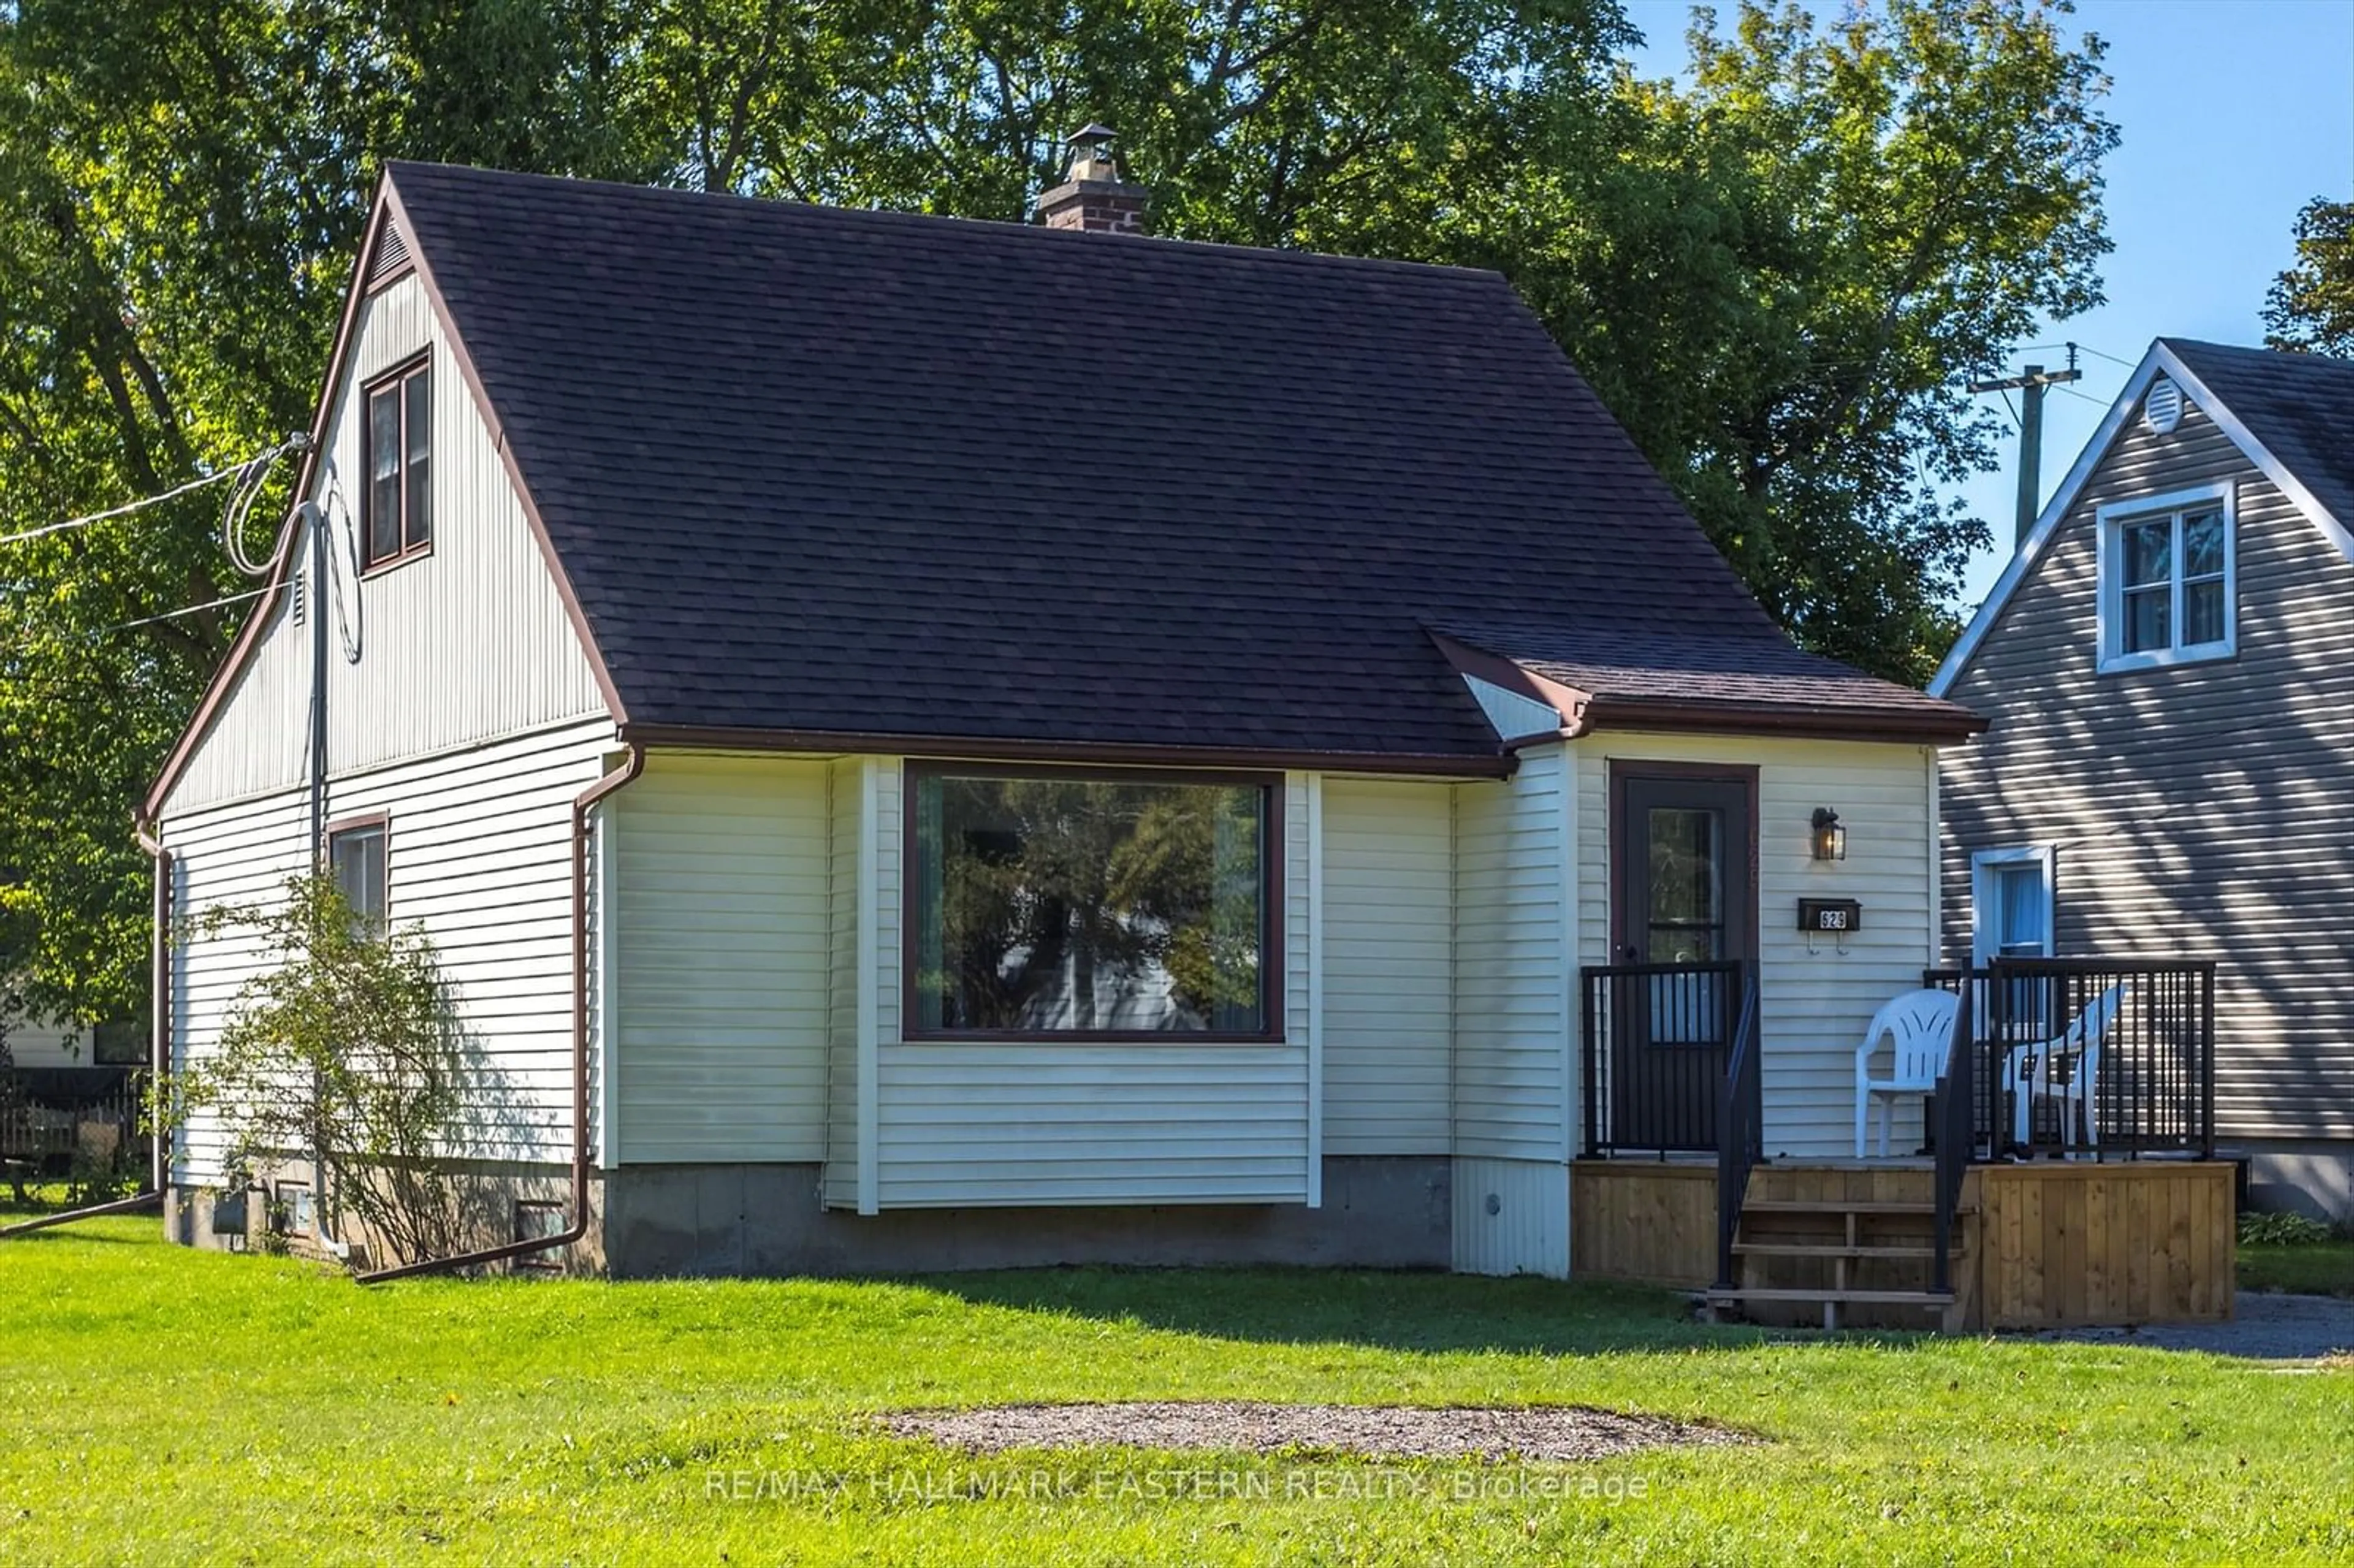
[1970,847,2054,965]
[328,820,389,929]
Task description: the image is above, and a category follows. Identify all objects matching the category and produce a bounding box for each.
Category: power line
[0,433,307,552]
[0,468,240,549]
[2070,343,2139,371]
[96,587,269,636]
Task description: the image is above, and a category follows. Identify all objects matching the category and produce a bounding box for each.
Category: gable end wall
[159,267,607,816]
[1941,392,2354,1139]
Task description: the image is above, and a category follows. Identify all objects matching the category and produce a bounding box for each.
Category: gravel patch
[2026,1291,2354,1361]
[879,1401,1747,1463]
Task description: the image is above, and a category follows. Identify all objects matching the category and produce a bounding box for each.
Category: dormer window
[2095,482,2235,673]
[364,355,432,569]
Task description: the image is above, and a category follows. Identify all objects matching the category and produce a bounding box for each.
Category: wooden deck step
[1731,1241,1942,1260]
[1740,1199,1937,1216]
[1705,1287,1954,1305]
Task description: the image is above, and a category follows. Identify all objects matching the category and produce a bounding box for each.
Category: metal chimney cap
[1067,123,1119,147]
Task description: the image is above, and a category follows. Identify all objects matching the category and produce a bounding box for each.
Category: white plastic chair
[1854,989,1962,1158]
[2005,984,2124,1152]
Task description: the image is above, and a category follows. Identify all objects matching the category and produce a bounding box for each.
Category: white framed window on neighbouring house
[1970,846,2054,965]
[2095,482,2235,673]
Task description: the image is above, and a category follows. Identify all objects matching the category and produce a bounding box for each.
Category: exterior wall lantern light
[1811,807,1846,862]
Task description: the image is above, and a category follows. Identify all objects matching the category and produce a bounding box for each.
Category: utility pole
[1968,345,2082,547]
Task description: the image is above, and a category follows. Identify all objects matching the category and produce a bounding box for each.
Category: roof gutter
[617,723,1517,780]
[356,741,645,1284]
[1575,698,1988,745]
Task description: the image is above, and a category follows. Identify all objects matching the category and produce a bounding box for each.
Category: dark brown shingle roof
[2163,338,2354,535]
[384,162,1979,760]
[1436,624,1981,740]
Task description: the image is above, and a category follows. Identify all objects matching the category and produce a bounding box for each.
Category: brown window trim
[360,351,433,575]
[900,760,1287,1045]
[322,811,392,919]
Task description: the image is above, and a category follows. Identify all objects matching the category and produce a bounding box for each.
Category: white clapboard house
[142,150,2006,1296]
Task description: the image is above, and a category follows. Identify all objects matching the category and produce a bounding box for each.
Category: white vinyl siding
[163,719,618,1182]
[160,265,606,816]
[1461,675,1561,744]
[1450,745,1572,1277]
[823,758,861,1208]
[1575,733,1937,1160]
[611,754,830,1163]
[1320,780,1452,1155]
[1451,1156,1569,1278]
[1452,747,1571,1161]
[164,792,312,1185]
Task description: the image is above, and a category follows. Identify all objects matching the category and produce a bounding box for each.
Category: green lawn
[2241,1241,2354,1298]
[4,1221,2353,1566]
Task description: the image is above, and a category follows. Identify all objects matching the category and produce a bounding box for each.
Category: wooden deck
[1571,1157,2235,1330]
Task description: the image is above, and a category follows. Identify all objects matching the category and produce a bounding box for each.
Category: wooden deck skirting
[1571,1158,2236,1330]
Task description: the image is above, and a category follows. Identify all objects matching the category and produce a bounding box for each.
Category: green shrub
[2238,1209,2336,1247]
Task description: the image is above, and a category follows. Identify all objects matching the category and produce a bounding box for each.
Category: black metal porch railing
[1930,981,1975,1295]
[1580,960,1757,1157]
[0,1067,149,1176]
[1714,973,1763,1291]
[1925,959,2216,1162]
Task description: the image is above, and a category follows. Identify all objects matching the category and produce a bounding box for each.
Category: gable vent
[2143,376,2184,436]
[365,223,411,291]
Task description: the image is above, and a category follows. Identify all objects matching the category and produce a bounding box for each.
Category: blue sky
[1619,0,2354,610]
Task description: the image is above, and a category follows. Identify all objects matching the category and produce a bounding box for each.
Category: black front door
[1609,771,1757,1151]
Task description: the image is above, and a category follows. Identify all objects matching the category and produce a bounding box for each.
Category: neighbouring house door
[1607,769,1759,1151]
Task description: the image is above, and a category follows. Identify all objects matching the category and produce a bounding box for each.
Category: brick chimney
[1035,124,1150,234]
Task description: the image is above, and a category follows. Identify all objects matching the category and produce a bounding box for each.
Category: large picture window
[908,769,1277,1039]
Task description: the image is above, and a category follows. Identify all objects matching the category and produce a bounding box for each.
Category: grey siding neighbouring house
[1937,341,2354,1214]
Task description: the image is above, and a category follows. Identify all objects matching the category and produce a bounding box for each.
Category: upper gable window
[364,356,432,569]
[2095,482,2235,674]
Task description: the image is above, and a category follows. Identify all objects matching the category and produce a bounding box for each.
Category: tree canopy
[2264,197,2354,357]
[0,0,2115,1025]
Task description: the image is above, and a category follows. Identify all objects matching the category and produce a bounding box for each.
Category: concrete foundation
[167,1157,590,1271]
[166,1156,1454,1276]
[2236,1140,2354,1224]
[601,1157,1452,1279]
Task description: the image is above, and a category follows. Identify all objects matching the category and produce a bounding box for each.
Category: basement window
[363,356,432,568]
[2096,483,2234,673]
[906,767,1279,1040]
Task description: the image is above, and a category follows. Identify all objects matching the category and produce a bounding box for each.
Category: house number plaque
[1797,898,1862,934]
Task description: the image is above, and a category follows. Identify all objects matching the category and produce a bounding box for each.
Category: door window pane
[912,773,1270,1035]
[1644,806,1723,964]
